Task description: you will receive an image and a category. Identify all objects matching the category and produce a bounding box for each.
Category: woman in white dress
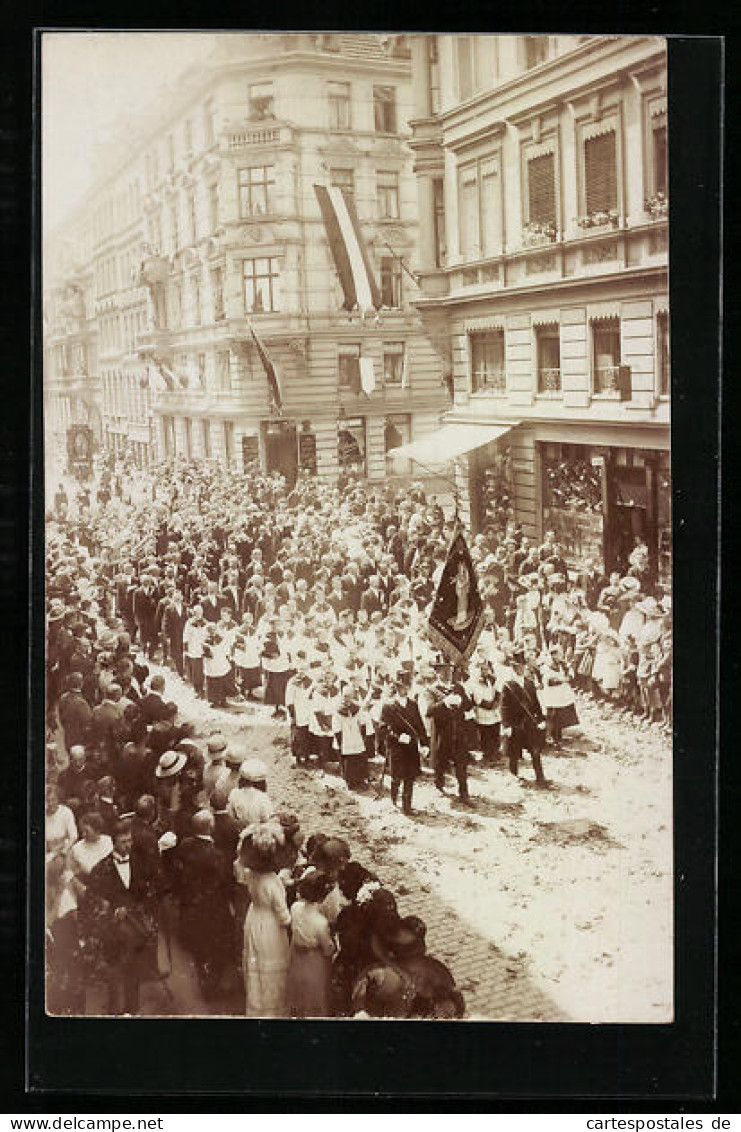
[235,822,291,1018]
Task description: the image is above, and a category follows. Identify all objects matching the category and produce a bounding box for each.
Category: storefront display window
[477,447,515,535]
[542,443,604,568]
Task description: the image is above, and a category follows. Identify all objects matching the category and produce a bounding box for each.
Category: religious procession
[44,452,672,1020]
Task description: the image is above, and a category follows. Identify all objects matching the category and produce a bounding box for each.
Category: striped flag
[359,356,376,397]
[249,324,283,412]
[314,184,382,317]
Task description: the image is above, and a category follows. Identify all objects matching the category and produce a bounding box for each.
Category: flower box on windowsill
[644,193,668,220]
[522,222,558,248]
[576,210,620,232]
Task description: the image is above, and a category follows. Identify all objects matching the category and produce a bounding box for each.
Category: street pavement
[130,670,672,1022]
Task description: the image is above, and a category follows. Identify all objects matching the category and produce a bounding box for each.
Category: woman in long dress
[236,823,291,1017]
[285,869,336,1018]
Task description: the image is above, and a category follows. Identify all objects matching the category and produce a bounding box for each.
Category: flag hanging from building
[149,357,176,392]
[401,345,410,390]
[314,184,382,317]
[359,355,376,397]
[427,525,484,665]
[249,324,283,412]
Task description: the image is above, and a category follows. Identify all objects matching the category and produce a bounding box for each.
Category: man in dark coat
[499,654,548,787]
[427,666,475,804]
[81,818,162,1015]
[57,672,92,751]
[171,809,233,996]
[139,674,170,725]
[133,576,158,657]
[380,673,428,816]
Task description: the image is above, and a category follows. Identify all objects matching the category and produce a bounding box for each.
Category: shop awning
[388,421,517,466]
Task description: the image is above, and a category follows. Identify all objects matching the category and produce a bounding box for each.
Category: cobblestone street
[140,671,672,1023]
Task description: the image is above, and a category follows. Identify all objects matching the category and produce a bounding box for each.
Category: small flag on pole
[427,525,484,665]
[359,355,376,397]
[249,323,283,412]
[401,345,410,390]
[314,184,382,317]
[150,357,176,392]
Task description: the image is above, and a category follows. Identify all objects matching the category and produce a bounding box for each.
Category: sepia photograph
[42,31,672,1023]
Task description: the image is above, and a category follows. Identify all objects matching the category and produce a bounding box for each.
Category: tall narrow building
[405,35,669,580]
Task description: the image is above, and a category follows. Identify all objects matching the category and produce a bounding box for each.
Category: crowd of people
[44,452,672,1017]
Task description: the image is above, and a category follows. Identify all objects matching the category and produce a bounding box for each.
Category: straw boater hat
[239,757,268,784]
[155,749,188,779]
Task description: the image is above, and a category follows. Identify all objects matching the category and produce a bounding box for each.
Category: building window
[171,281,183,327]
[243,256,281,313]
[338,344,361,390]
[216,348,231,392]
[373,86,396,133]
[338,417,366,475]
[380,257,402,308]
[536,324,561,393]
[458,156,501,259]
[470,330,506,393]
[657,311,670,396]
[433,177,446,267]
[184,119,193,155]
[526,151,557,231]
[328,81,351,130]
[383,343,404,385]
[377,170,400,219]
[592,318,622,394]
[239,166,275,218]
[651,111,668,197]
[584,130,618,216]
[524,36,549,69]
[167,134,175,172]
[248,82,275,122]
[330,168,354,198]
[212,266,225,321]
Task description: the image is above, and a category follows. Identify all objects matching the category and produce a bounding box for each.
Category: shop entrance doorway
[264,422,298,488]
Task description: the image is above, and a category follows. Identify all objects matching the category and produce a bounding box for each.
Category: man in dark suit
[427,666,475,804]
[380,673,428,816]
[113,563,137,638]
[139,674,170,725]
[360,575,385,618]
[161,590,187,676]
[133,576,158,657]
[499,653,548,787]
[171,810,233,997]
[81,818,162,1015]
[220,571,243,620]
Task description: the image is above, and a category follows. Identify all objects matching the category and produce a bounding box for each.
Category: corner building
[44,33,446,485]
[407,35,669,580]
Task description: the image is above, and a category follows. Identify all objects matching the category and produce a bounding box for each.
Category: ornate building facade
[44,33,446,484]
[406,35,669,578]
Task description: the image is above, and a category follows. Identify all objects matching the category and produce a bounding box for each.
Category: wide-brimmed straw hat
[155,749,188,779]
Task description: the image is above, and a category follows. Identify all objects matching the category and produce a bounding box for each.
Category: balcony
[594,364,632,399]
[472,370,506,395]
[226,122,290,150]
[538,367,562,394]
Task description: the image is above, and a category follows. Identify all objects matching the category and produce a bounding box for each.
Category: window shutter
[527,152,556,225]
[584,131,617,214]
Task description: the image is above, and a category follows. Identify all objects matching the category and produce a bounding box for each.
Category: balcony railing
[228,126,281,148]
[538,366,562,393]
[594,363,632,399]
[472,370,506,394]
